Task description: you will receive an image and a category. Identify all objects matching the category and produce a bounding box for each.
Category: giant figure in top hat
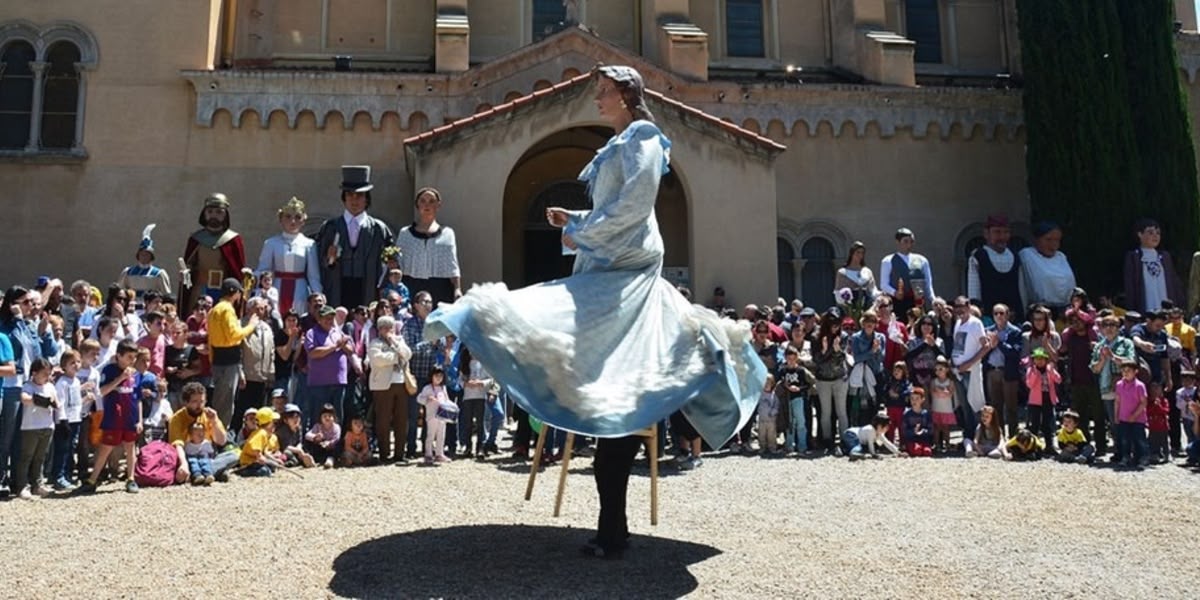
[316,166,394,309]
[118,224,171,298]
[180,193,248,313]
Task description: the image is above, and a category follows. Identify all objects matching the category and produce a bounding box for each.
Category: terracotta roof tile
[403,71,786,154]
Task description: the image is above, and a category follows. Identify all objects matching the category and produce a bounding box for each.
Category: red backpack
[134,440,179,487]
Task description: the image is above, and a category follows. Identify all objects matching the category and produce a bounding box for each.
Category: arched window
[801,237,835,311]
[0,22,97,157]
[40,41,80,149]
[0,40,35,149]
[777,237,795,303]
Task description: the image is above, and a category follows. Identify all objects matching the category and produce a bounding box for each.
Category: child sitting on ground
[238,407,280,477]
[341,416,374,467]
[901,388,934,457]
[276,403,314,468]
[1004,429,1045,461]
[1147,384,1171,464]
[842,411,899,460]
[1055,410,1095,465]
[234,407,259,446]
[183,422,216,485]
[304,404,342,469]
[971,405,1007,459]
[757,374,781,455]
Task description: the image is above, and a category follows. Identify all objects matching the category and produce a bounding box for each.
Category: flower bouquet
[834,286,869,323]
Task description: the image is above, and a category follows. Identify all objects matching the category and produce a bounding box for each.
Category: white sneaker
[17,487,34,500]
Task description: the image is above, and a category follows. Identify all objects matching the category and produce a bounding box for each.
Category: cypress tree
[1114,1,1200,289]
[1016,0,1199,296]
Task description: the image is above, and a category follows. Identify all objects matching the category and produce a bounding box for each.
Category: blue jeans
[238,462,272,477]
[484,396,504,447]
[955,374,978,445]
[1116,422,1148,463]
[786,397,808,452]
[187,456,214,477]
[52,422,81,482]
[304,385,345,430]
[0,387,21,485]
[841,429,863,457]
[1188,439,1200,463]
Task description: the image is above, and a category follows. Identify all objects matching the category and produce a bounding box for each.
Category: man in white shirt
[951,296,992,455]
[967,215,1024,317]
[880,228,935,317]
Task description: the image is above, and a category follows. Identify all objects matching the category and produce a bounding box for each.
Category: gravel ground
[2,435,1199,599]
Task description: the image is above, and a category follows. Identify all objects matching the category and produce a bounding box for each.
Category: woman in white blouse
[395,187,462,308]
[834,241,879,307]
[1019,222,1077,316]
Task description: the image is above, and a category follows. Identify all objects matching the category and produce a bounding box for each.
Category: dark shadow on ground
[492,459,686,478]
[328,524,721,599]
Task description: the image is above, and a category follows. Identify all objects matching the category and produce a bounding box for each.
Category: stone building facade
[1,0,1198,310]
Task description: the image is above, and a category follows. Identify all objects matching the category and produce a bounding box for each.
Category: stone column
[72,62,92,152]
[25,61,46,152]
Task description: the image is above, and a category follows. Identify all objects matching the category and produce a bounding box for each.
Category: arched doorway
[502,126,690,286]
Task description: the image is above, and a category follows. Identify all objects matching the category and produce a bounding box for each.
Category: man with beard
[967,215,1023,318]
[167,381,238,483]
[180,194,247,315]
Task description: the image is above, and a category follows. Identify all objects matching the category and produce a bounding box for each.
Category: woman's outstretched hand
[546,207,570,228]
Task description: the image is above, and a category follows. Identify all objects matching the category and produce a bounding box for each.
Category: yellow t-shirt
[1056,428,1087,449]
[239,428,279,466]
[168,409,227,449]
[1167,322,1196,353]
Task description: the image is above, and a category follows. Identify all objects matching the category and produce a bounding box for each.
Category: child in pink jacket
[1025,347,1061,451]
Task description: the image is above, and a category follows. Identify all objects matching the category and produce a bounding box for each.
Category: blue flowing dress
[424,121,765,447]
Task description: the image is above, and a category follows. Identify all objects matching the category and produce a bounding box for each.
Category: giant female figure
[424,66,765,558]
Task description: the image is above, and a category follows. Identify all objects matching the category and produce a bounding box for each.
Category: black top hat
[341,165,374,192]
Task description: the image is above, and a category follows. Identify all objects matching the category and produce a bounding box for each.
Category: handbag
[404,365,418,396]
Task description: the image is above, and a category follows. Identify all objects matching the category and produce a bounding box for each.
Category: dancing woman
[424,66,765,558]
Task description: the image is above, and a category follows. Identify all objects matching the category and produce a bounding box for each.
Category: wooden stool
[524,425,659,526]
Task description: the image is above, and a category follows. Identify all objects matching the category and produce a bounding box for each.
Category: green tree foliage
[1017,0,1199,296]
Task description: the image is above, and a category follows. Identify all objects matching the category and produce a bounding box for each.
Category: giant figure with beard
[180,193,248,314]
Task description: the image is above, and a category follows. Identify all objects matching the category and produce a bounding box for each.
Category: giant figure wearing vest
[880,227,935,317]
[967,215,1024,316]
[317,166,394,309]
